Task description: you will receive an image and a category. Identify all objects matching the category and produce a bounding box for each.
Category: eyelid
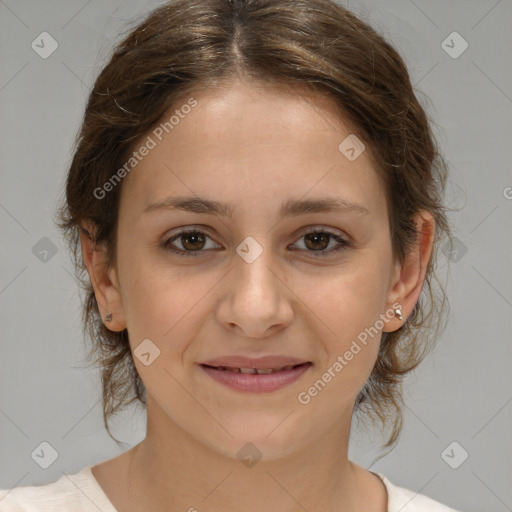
[290,226,351,254]
[163,226,222,256]
[162,225,351,257]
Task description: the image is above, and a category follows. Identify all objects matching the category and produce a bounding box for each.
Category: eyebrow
[142,195,369,219]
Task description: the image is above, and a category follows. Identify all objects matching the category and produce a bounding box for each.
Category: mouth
[199,359,312,393]
[202,363,307,374]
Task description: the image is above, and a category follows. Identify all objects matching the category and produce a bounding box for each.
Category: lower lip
[200,363,312,393]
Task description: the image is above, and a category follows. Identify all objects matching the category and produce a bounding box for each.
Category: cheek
[304,256,391,382]
[306,256,391,337]
[296,278,385,417]
[119,253,216,355]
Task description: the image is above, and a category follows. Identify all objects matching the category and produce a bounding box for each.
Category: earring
[104,312,113,322]
[393,304,403,320]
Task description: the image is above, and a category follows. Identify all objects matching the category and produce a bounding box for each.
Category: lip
[200,355,307,370]
[199,355,312,393]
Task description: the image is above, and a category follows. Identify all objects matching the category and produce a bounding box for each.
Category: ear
[79,220,127,332]
[383,210,435,333]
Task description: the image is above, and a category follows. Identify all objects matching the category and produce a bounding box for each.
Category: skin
[80,79,435,512]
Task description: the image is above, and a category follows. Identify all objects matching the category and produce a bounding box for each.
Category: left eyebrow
[142,195,370,219]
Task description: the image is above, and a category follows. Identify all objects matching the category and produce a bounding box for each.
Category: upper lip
[200,355,309,370]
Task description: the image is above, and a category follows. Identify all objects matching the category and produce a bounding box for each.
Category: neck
[122,398,371,512]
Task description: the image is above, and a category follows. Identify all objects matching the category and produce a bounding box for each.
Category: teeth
[240,368,257,374]
[214,364,300,374]
[255,368,274,374]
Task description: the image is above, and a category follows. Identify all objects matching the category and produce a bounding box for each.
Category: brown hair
[55,0,452,450]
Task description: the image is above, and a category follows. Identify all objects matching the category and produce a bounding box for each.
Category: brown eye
[162,227,350,258]
[163,228,221,256]
[291,228,351,256]
[180,231,206,251]
[303,232,331,251]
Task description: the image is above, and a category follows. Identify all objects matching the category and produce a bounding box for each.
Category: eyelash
[161,227,351,258]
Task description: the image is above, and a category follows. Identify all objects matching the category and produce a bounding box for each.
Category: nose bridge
[234,234,282,301]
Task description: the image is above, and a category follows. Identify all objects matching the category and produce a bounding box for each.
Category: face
[86,80,430,461]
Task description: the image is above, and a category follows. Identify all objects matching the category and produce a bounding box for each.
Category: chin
[196,414,313,463]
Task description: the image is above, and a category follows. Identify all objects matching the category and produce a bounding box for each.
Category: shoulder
[375,473,461,512]
[0,466,116,512]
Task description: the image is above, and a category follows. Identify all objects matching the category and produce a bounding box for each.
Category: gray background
[0,1,511,511]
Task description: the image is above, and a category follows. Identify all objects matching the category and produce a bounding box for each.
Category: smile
[200,362,312,393]
[209,364,299,374]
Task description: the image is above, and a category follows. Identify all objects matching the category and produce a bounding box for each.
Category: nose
[216,238,294,338]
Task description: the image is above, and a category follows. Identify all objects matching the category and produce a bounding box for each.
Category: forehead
[118,79,385,219]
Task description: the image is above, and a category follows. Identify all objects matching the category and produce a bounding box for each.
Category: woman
[0,0,459,510]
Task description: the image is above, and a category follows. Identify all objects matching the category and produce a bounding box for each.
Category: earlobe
[79,221,127,332]
[383,210,435,332]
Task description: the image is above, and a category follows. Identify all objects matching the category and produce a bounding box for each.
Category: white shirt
[0,465,459,511]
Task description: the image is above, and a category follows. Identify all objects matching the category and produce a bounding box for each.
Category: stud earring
[104,312,113,322]
[393,304,403,320]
